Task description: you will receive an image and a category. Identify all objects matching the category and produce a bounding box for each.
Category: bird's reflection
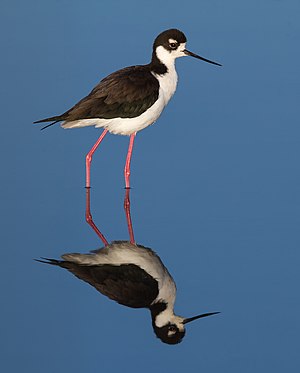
[38,188,219,344]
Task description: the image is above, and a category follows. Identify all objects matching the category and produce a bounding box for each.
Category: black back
[34,66,160,124]
[65,66,160,120]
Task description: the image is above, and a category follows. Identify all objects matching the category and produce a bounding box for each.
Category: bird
[36,241,219,344]
[34,28,221,189]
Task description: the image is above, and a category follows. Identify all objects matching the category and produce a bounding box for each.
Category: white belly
[61,67,178,136]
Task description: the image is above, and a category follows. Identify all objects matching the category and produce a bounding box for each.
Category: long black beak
[184,49,222,66]
[183,311,220,324]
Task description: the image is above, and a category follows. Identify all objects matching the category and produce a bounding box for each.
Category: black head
[153,323,186,345]
[152,28,221,67]
[150,302,220,345]
[153,29,187,52]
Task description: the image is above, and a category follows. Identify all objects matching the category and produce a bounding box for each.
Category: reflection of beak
[183,311,220,324]
[184,49,222,66]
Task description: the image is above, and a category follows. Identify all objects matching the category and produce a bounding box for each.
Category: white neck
[155,45,177,71]
[152,46,178,104]
[155,306,185,331]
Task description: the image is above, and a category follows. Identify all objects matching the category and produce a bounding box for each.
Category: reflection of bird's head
[153,316,186,345]
[150,302,220,345]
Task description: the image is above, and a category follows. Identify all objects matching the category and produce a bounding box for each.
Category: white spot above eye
[168,38,178,44]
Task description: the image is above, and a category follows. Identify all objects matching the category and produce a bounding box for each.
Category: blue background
[1,0,300,371]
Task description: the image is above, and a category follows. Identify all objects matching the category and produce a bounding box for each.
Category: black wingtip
[40,121,59,130]
[33,117,61,130]
[33,120,59,130]
[34,257,61,265]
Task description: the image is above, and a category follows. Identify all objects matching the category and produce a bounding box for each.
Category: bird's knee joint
[86,154,92,163]
[124,199,130,209]
[86,213,92,223]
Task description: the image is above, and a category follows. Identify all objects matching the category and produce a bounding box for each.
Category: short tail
[33,115,64,130]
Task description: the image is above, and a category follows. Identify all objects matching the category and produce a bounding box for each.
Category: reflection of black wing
[41,259,159,308]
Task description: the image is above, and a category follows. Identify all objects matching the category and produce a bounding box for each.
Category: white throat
[155,45,177,71]
[152,46,180,105]
[152,42,187,104]
[155,42,186,69]
[155,307,185,332]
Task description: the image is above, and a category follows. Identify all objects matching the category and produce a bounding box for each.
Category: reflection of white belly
[61,67,178,136]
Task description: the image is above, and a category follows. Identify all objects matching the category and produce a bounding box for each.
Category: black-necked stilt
[37,241,219,344]
[34,29,221,188]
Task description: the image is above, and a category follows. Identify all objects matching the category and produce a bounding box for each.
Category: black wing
[34,65,159,124]
[39,259,159,309]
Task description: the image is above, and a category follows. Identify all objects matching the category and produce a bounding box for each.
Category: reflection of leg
[124,133,136,189]
[124,188,135,244]
[85,187,109,246]
[85,129,108,188]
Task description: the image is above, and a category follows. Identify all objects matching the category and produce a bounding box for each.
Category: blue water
[1,0,300,372]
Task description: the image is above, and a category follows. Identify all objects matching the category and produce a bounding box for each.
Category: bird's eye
[169,42,177,49]
[169,325,177,332]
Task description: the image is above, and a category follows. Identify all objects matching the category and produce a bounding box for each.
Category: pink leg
[124,133,136,189]
[85,187,109,246]
[86,129,108,188]
[124,188,135,244]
